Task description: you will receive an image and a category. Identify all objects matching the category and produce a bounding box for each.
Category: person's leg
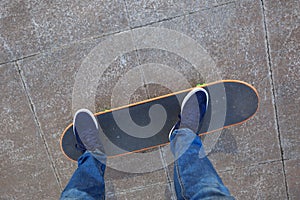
[61,109,107,200]
[169,87,234,199]
[60,151,106,200]
[170,128,234,200]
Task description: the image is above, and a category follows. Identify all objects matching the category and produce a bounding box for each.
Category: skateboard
[60,80,259,162]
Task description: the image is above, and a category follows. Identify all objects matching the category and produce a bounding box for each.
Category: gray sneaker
[73,109,105,153]
[169,88,209,140]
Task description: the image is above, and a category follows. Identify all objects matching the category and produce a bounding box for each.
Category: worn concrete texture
[0,0,299,199]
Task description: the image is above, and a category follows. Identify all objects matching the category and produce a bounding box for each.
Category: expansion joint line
[260,0,289,199]
[15,62,63,190]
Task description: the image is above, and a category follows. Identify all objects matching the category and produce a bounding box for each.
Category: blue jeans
[60,152,106,200]
[61,128,234,199]
[170,128,234,199]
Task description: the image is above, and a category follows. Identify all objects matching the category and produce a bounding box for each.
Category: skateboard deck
[61,80,259,162]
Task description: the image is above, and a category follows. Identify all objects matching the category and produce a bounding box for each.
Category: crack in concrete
[159,147,177,200]
[122,0,132,29]
[128,0,236,30]
[260,0,289,199]
[0,53,40,66]
[125,0,235,100]
[91,27,132,40]
[218,158,289,173]
[1,1,237,69]
[127,23,151,99]
[14,61,63,191]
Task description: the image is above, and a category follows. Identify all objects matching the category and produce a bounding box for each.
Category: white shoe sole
[181,87,209,115]
[168,87,209,141]
[73,108,99,135]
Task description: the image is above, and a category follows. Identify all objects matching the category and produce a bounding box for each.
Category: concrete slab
[1,0,298,199]
[109,183,173,200]
[285,159,300,199]
[220,161,287,199]
[125,0,233,28]
[0,63,60,199]
[16,39,99,187]
[159,154,287,199]
[137,0,282,171]
[16,37,160,193]
[95,51,145,111]
[0,0,129,64]
[137,49,204,90]
[0,0,39,63]
[263,0,300,160]
[104,148,167,195]
[28,0,130,52]
[105,168,167,195]
[263,1,300,198]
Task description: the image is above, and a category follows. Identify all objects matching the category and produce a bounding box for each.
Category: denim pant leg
[170,128,234,200]
[60,151,106,200]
